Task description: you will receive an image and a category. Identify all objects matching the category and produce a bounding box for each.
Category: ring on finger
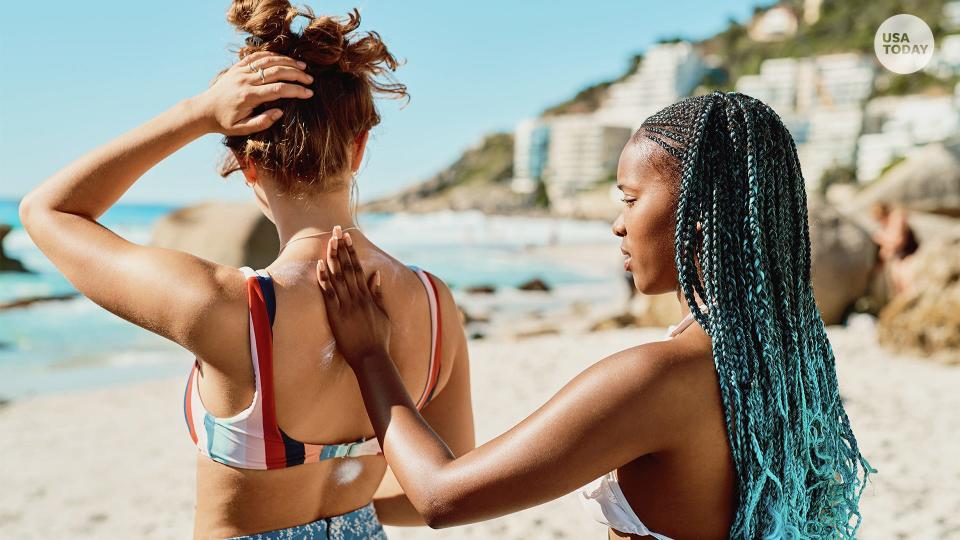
[247,62,259,73]
[257,67,266,84]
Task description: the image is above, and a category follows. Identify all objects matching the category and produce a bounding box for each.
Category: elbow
[17,192,40,233]
[422,507,453,530]
[419,495,463,530]
[18,192,56,239]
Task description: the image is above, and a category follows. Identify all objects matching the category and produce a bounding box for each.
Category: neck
[266,187,360,260]
[675,286,708,318]
[676,253,709,317]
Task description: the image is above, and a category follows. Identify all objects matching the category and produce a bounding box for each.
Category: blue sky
[0,1,758,205]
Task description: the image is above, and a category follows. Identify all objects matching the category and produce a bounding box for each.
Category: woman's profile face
[611,139,681,295]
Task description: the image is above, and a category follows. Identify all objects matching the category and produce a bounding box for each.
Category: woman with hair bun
[19,1,475,538]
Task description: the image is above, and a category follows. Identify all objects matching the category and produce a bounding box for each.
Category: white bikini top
[576,303,707,540]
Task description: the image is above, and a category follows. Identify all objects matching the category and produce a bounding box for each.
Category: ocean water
[0,200,620,399]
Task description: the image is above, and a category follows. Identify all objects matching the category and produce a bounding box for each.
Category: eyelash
[621,197,636,207]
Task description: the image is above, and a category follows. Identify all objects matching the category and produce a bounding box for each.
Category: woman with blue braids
[313,90,875,539]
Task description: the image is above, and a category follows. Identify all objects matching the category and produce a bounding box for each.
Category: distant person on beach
[314,92,874,539]
[19,1,474,538]
[870,202,919,296]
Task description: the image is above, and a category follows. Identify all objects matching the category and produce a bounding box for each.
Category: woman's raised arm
[18,52,312,357]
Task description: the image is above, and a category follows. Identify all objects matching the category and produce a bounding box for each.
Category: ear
[351,130,370,173]
[232,150,258,186]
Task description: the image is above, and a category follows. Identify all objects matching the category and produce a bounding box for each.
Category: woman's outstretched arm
[317,229,698,528]
[18,52,312,357]
[373,284,476,526]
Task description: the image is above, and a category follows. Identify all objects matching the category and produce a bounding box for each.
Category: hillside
[361,133,546,215]
[364,0,955,215]
[543,0,953,113]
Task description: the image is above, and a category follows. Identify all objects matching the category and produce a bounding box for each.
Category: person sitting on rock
[871,202,919,296]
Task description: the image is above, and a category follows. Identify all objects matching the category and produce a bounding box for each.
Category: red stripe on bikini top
[247,274,287,469]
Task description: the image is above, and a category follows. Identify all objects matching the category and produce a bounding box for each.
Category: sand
[1,317,958,539]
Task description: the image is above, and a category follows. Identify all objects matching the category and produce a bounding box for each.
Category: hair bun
[228,2,400,82]
[227,0,296,43]
[217,2,408,198]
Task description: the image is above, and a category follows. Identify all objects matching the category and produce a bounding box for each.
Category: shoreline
[0,323,958,538]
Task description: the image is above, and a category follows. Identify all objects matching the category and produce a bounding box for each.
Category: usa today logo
[875,14,934,74]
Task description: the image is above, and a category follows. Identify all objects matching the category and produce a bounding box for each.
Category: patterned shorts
[227,502,388,540]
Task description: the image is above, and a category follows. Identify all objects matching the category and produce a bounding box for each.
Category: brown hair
[217,0,408,197]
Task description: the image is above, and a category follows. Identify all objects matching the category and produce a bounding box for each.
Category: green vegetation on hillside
[698,0,951,92]
[362,133,526,213]
[445,132,514,187]
[541,54,642,116]
[544,0,953,110]
[372,0,958,214]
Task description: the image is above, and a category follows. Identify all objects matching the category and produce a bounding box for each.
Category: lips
[620,246,631,271]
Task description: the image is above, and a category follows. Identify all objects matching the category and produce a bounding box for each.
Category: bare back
[192,239,464,538]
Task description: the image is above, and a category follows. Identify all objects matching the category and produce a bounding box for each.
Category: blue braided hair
[637,91,875,539]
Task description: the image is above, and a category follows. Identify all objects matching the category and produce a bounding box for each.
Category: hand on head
[195,51,315,136]
[316,225,391,369]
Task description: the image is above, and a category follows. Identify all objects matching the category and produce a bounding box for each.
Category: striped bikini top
[183,264,443,470]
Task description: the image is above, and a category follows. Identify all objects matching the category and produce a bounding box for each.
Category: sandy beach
[1,317,958,539]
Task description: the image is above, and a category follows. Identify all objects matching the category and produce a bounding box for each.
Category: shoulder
[421,270,456,313]
[194,264,249,317]
[594,325,712,384]
[580,326,716,446]
[413,270,467,390]
[405,268,458,327]
[181,263,250,362]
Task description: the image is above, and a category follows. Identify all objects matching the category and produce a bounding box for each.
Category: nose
[612,212,626,237]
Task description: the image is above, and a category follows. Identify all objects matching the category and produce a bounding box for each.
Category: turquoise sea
[0,199,620,400]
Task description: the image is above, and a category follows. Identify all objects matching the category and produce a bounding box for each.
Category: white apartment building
[512,41,704,199]
[513,118,543,182]
[540,114,632,199]
[736,57,802,115]
[594,41,707,129]
[736,53,875,188]
[857,94,960,182]
[747,3,799,43]
[927,34,960,78]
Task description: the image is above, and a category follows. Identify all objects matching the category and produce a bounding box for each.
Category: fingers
[335,229,360,298]
[342,232,367,297]
[249,82,313,102]
[326,230,351,301]
[249,65,314,87]
[240,52,306,72]
[367,270,387,313]
[316,259,339,310]
[231,108,284,135]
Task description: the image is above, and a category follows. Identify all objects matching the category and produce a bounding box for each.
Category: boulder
[464,284,497,294]
[150,202,279,269]
[846,140,960,218]
[517,278,551,292]
[589,312,641,332]
[0,293,79,311]
[876,235,960,364]
[846,211,960,311]
[0,224,28,273]
[807,196,878,325]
